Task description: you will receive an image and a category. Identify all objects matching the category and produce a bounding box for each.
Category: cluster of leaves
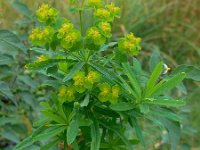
[0,1,53,149]
[12,1,192,150]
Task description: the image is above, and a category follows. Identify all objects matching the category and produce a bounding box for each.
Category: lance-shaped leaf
[144,98,186,107]
[63,62,84,82]
[151,72,186,96]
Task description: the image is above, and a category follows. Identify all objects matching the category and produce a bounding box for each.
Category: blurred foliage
[0,0,200,149]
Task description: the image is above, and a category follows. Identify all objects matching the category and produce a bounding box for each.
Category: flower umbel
[58,86,75,103]
[29,27,54,45]
[84,71,100,88]
[36,4,58,23]
[73,71,86,93]
[86,27,105,45]
[118,32,141,56]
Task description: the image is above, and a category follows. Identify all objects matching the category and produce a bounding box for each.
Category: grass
[1,0,200,148]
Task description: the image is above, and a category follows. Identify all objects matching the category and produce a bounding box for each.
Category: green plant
[14,1,187,149]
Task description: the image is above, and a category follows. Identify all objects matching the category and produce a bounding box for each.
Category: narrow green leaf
[144,98,186,107]
[26,59,65,70]
[89,62,116,84]
[149,50,161,72]
[146,62,163,96]
[0,29,26,57]
[122,62,141,98]
[117,74,137,98]
[40,138,59,150]
[90,118,101,150]
[80,93,90,107]
[63,62,84,82]
[0,81,16,105]
[171,65,200,81]
[33,117,49,127]
[99,121,132,150]
[33,126,66,141]
[151,72,186,96]
[150,108,180,122]
[0,55,13,65]
[67,117,79,144]
[129,117,145,147]
[41,110,66,124]
[110,102,134,111]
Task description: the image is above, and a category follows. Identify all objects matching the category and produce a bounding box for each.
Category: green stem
[79,0,85,35]
[64,130,67,150]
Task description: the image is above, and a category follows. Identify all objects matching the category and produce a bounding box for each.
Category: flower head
[73,71,86,93]
[98,22,112,38]
[86,27,105,45]
[36,4,58,23]
[60,30,81,49]
[98,83,111,102]
[94,8,111,21]
[106,3,120,18]
[110,85,121,104]
[118,33,141,56]
[57,22,74,39]
[58,85,75,103]
[29,27,54,45]
[84,71,100,88]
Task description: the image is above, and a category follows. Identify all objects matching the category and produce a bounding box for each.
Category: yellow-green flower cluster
[36,4,58,23]
[57,22,81,49]
[118,33,141,56]
[29,27,54,45]
[105,2,120,18]
[88,0,103,8]
[98,22,112,38]
[58,85,75,103]
[98,83,121,104]
[94,2,120,22]
[86,27,106,45]
[73,71,100,93]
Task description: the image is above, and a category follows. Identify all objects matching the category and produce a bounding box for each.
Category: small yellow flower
[73,71,86,93]
[85,71,100,88]
[60,30,81,49]
[29,27,54,45]
[58,86,75,103]
[94,8,111,21]
[98,22,112,38]
[118,32,141,56]
[86,27,105,45]
[98,83,111,102]
[36,4,58,22]
[57,22,74,39]
[110,85,121,104]
[106,3,120,18]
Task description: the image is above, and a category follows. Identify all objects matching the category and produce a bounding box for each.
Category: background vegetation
[0,0,200,149]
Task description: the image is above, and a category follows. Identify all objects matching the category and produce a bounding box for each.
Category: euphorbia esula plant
[15,0,186,149]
